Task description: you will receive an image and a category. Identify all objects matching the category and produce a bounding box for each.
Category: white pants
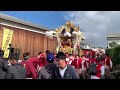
[91,75,100,79]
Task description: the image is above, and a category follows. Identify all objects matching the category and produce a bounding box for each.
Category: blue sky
[0,11,118,48]
[0,11,68,29]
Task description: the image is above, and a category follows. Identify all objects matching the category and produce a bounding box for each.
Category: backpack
[88,63,97,75]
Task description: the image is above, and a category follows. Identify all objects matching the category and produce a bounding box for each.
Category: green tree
[109,41,118,48]
[112,46,120,65]
[106,46,120,66]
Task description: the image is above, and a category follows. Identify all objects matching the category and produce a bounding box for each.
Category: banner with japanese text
[2,28,13,58]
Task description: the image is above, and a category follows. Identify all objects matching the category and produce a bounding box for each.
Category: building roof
[81,40,90,46]
[0,13,53,31]
[107,33,120,38]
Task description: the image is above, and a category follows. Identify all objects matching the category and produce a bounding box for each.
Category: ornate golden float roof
[55,21,80,33]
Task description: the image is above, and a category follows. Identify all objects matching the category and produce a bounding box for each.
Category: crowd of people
[0,48,113,79]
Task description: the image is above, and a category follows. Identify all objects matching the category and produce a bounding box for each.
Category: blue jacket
[55,64,79,79]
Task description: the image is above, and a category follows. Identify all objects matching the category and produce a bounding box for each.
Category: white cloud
[64,11,120,48]
[85,11,99,17]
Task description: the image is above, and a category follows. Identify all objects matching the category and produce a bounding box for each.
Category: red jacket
[99,59,105,65]
[90,58,97,65]
[92,51,95,55]
[65,57,73,65]
[38,53,47,67]
[105,56,111,66]
[72,58,82,69]
[21,60,27,67]
[27,57,39,79]
[83,60,87,68]
[96,64,102,78]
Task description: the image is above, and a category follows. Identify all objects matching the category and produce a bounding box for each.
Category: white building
[80,41,92,49]
[107,33,120,49]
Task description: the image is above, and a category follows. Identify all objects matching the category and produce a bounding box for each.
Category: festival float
[45,21,85,56]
